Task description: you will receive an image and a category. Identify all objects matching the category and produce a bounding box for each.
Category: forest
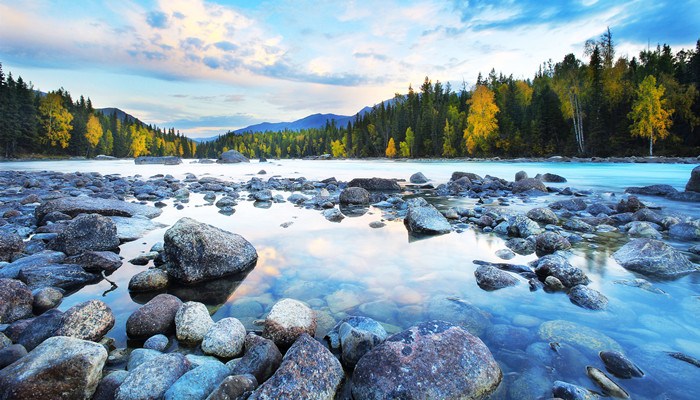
[0,67,195,159]
[196,31,700,160]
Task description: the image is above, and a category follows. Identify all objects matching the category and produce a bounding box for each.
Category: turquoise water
[2,159,699,399]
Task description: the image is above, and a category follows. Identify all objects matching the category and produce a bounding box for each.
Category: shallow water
[2,159,700,399]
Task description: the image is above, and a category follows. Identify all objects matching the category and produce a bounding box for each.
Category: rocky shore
[0,164,698,399]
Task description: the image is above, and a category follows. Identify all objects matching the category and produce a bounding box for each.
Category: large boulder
[230,333,283,384]
[512,178,547,194]
[352,320,502,400]
[217,150,250,163]
[35,196,162,221]
[49,214,120,256]
[339,187,370,205]
[0,336,107,400]
[325,316,388,368]
[685,165,700,192]
[404,203,451,235]
[164,218,258,284]
[409,172,429,184]
[347,178,400,191]
[262,298,317,349]
[0,230,25,262]
[126,294,183,339]
[55,299,115,341]
[0,278,33,324]
[248,334,343,400]
[612,238,697,279]
[115,353,191,400]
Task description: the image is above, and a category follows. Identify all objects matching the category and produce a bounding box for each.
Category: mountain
[97,107,139,123]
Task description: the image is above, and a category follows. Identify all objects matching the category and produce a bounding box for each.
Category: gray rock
[535,232,572,257]
[426,296,491,336]
[514,171,528,181]
[249,334,343,400]
[451,171,482,182]
[552,380,600,400]
[404,203,451,235]
[36,196,162,221]
[568,285,608,310]
[685,165,700,192]
[550,198,588,211]
[0,332,11,350]
[616,196,646,213]
[535,254,590,288]
[625,220,662,239]
[322,208,344,222]
[262,298,317,349]
[93,370,129,400]
[527,207,559,225]
[669,222,700,241]
[0,336,107,400]
[495,248,516,260]
[0,230,25,262]
[215,196,238,208]
[55,299,115,341]
[231,333,283,384]
[15,309,63,351]
[325,316,388,368]
[506,238,536,255]
[0,251,67,280]
[540,173,567,182]
[512,178,547,194]
[0,344,28,369]
[164,218,258,284]
[135,156,182,165]
[217,150,250,163]
[253,190,272,202]
[613,238,697,279]
[116,353,191,400]
[545,276,566,291]
[586,203,615,215]
[175,301,214,343]
[201,317,247,358]
[127,348,162,371]
[0,278,33,324]
[347,177,400,191]
[17,264,97,291]
[474,265,519,290]
[143,334,169,352]
[562,219,594,233]
[110,216,168,242]
[49,213,120,256]
[599,350,644,379]
[65,250,122,273]
[206,374,258,400]
[409,172,429,184]
[164,360,230,400]
[339,187,370,205]
[126,294,183,339]
[352,320,502,400]
[128,269,169,292]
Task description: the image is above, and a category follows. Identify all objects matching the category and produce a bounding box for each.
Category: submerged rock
[538,320,622,353]
[352,320,502,400]
[568,285,608,310]
[612,238,697,279]
[552,380,600,400]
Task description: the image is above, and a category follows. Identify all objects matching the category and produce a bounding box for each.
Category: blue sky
[1,0,697,138]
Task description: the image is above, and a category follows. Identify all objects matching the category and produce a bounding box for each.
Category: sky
[0,0,698,139]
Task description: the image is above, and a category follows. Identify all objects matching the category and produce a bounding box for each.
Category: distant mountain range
[97,108,140,123]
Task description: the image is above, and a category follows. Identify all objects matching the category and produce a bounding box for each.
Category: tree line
[0,65,195,159]
[196,31,699,159]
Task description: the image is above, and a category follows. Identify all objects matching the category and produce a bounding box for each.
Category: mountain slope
[97,107,139,123]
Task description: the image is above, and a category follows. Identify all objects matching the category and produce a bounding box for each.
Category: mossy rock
[538,320,622,354]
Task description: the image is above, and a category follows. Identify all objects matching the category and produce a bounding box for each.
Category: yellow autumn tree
[464,85,499,154]
[399,141,410,157]
[38,92,73,149]
[442,119,457,157]
[628,75,673,156]
[385,137,397,158]
[130,130,148,157]
[85,115,103,157]
[331,139,346,158]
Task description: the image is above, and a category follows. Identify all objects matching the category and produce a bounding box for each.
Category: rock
[322,208,344,222]
[545,276,566,291]
[685,165,700,192]
[0,250,67,280]
[352,320,502,400]
[587,203,615,215]
[49,213,120,256]
[36,196,162,221]
[0,230,25,262]
[612,238,696,279]
[175,301,214,343]
[217,150,250,163]
[615,196,646,213]
[409,172,429,184]
[0,336,107,400]
[164,360,230,400]
[164,218,258,284]
[625,221,662,239]
[404,203,451,235]
[0,278,33,324]
[562,219,594,233]
[512,178,547,194]
[0,344,28,369]
[625,184,678,196]
[550,198,588,211]
[115,353,191,400]
[253,190,272,202]
[128,269,169,292]
[535,232,572,257]
[495,248,516,260]
[599,350,644,379]
[110,216,168,242]
[586,366,629,399]
[347,177,400,191]
[231,333,283,384]
[15,309,63,351]
[515,171,528,181]
[451,171,482,182]
[206,374,258,400]
[339,187,370,205]
[0,332,11,350]
[538,320,622,353]
[540,173,567,182]
[17,264,97,291]
[498,215,543,238]
[262,298,317,349]
[143,334,169,352]
[55,299,115,341]
[325,316,388,368]
[201,317,246,358]
[215,196,238,208]
[134,156,182,165]
[535,254,590,288]
[527,207,559,225]
[474,265,519,290]
[568,285,608,310]
[65,251,122,273]
[249,334,343,400]
[506,238,536,255]
[126,348,162,371]
[669,222,700,241]
[552,380,600,400]
[93,370,129,400]
[126,294,183,339]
